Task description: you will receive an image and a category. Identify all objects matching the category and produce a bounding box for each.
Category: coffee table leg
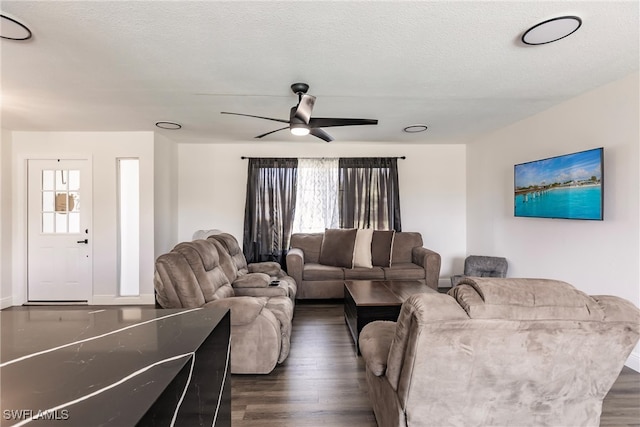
[344,289,359,352]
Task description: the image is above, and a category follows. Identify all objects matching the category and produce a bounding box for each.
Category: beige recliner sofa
[207,232,297,303]
[154,238,293,374]
[359,277,640,427]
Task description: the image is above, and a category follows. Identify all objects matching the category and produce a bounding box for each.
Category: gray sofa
[359,277,640,426]
[286,230,441,299]
[154,238,294,374]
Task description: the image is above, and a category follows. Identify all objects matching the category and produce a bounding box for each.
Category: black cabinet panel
[1,307,230,427]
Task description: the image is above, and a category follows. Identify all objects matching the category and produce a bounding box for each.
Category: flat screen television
[514,148,603,220]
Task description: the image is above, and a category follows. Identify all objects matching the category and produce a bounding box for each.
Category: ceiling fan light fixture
[290,123,310,136]
[521,16,582,45]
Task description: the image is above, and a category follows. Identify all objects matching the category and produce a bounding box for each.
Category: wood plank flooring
[231,303,376,426]
[232,303,640,427]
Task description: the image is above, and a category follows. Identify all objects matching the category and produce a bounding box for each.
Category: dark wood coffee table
[344,280,436,353]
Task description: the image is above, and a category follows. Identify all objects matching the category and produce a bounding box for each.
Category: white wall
[467,72,640,369]
[0,129,13,308]
[153,133,178,257]
[11,132,157,305]
[177,142,466,284]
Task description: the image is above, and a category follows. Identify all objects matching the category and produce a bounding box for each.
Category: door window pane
[42,170,54,191]
[55,193,68,212]
[55,213,67,233]
[42,192,54,212]
[55,170,68,190]
[41,169,81,233]
[42,213,54,233]
[69,192,79,211]
[68,170,80,191]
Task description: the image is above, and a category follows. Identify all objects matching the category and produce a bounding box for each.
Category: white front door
[27,159,92,302]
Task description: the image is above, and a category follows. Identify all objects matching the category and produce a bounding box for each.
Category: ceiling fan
[221,83,378,142]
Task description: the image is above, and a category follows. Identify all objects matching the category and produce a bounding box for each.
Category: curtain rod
[240,156,406,159]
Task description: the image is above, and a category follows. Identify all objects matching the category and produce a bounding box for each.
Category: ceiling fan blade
[310,128,334,142]
[294,94,316,124]
[221,111,289,124]
[308,117,378,128]
[255,126,289,139]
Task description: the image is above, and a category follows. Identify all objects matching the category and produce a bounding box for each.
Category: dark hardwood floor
[232,303,640,427]
[231,303,376,426]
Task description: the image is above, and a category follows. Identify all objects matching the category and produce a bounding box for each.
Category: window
[41,169,81,233]
[118,158,139,296]
[292,158,339,233]
[243,157,402,265]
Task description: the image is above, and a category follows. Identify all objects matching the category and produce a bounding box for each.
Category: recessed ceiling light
[0,14,32,41]
[155,121,182,130]
[403,124,428,133]
[521,16,582,45]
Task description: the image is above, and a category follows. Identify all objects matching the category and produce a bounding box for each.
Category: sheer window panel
[292,158,340,233]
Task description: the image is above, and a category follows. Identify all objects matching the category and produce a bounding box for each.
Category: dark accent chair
[450,255,508,287]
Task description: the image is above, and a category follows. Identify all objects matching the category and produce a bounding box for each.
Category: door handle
[77,239,88,244]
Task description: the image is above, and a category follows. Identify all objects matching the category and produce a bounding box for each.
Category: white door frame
[27,159,93,302]
[13,155,94,305]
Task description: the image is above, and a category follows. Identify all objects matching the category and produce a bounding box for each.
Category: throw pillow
[352,228,374,268]
[371,230,395,267]
[318,228,358,268]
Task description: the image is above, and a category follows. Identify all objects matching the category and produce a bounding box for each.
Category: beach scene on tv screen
[514,148,602,220]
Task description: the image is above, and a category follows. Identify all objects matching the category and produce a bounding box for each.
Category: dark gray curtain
[243,158,298,267]
[339,157,401,231]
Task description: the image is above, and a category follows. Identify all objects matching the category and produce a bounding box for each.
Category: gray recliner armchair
[450,255,508,286]
[359,277,640,427]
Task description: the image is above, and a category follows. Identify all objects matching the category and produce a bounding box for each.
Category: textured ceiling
[1,1,638,144]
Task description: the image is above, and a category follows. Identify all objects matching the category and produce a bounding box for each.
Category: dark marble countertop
[0,307,229,426]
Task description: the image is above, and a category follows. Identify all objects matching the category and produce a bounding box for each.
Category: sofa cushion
[318,228,357,268]
[289,233,324,264]
[248,261,282,276]
[344,266,385,280]
[172,240,235,302]
[232,272,271,288]
[155,252,206,308]
[371,230,395,267]
[391,232,423,264]
[353,228,374,268]
[303,263,345,280]
[208,233,250,274]
[383,263,425,281]
[451,277,605,321]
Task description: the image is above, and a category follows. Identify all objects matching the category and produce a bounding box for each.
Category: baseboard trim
[91,294,155,305]
[625,351,639,373]
[23,301,88,306]
[438,278,452,288]
[0,295,13,310]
